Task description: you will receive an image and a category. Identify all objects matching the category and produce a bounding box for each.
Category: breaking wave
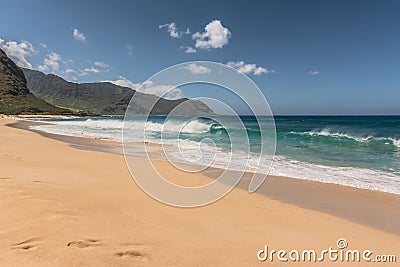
[290,129,400,149]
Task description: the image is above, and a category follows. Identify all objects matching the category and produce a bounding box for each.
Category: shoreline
[15,115,400,195]
[8,119,400,236]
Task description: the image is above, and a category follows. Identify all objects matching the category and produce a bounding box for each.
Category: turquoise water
[31,116,400,194]
[275,116,400,174]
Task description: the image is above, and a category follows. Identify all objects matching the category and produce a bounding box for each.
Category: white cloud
[159,22,179,38]
[307,70,319,75]
[37,65,47,71]
[253,67,268,75]
[94,61,109,68]
[65,68,76,73]
[143,83,183,100]
[126,44,133,56]
[73,28,86,42]
[104,76,137,88]
[79,67,100,76]
[38,52,61,72]
[104,76,183,100]
[86,68,100,73]
[78,62,109,76]
[227,61,268,75]
[0,39,36,69]
[192,20,231,49]
[180,46,196,53]
[185,63,211,74]
[159,22,190,38]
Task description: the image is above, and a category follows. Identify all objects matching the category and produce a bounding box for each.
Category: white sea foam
[31,117,214,140]
[269,156,400,195]
[168,141,400,195]
[393,138,400,148]
[30,118,124,141]
[291,129,400,148]
[30,118,400,195]
[144,119,211,133]
[47,118,125,129]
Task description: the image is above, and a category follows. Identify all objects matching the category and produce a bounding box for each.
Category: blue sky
[1,0,399,115]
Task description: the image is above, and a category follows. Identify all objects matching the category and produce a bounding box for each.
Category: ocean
[30,116,400,194]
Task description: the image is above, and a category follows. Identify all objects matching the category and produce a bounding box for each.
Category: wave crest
[290,129,400,149]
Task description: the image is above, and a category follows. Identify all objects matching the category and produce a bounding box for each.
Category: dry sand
[0,117,399,266]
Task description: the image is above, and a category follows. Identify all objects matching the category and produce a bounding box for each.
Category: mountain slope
[23,69,215,116]
[0,48,71,115]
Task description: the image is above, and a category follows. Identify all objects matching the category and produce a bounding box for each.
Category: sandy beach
[1,116,399,266]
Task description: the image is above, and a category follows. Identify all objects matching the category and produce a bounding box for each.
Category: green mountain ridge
[0,48,72,115]
[23,68,215,116]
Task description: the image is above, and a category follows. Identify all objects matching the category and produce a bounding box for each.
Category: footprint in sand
[3,154,22,160]
[114,250,148,261]
[67,239,149,261]
[11,237,42,251]
[67,239,101,248]
[114,243,150,261]
[32,180,46,183]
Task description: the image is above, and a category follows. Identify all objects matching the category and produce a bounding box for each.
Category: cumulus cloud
[159,22,190,38]
[227,61,268,75]
[192,20,231,49]
[185,63,211,74]
[180,46,196,53]
[38,52,61,72]
[0,39,36,69]
[307,70,319,75]
[104,76,183,100]
[73,28,86,42]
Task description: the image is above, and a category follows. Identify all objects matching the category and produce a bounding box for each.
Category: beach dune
[0,117,399,266]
